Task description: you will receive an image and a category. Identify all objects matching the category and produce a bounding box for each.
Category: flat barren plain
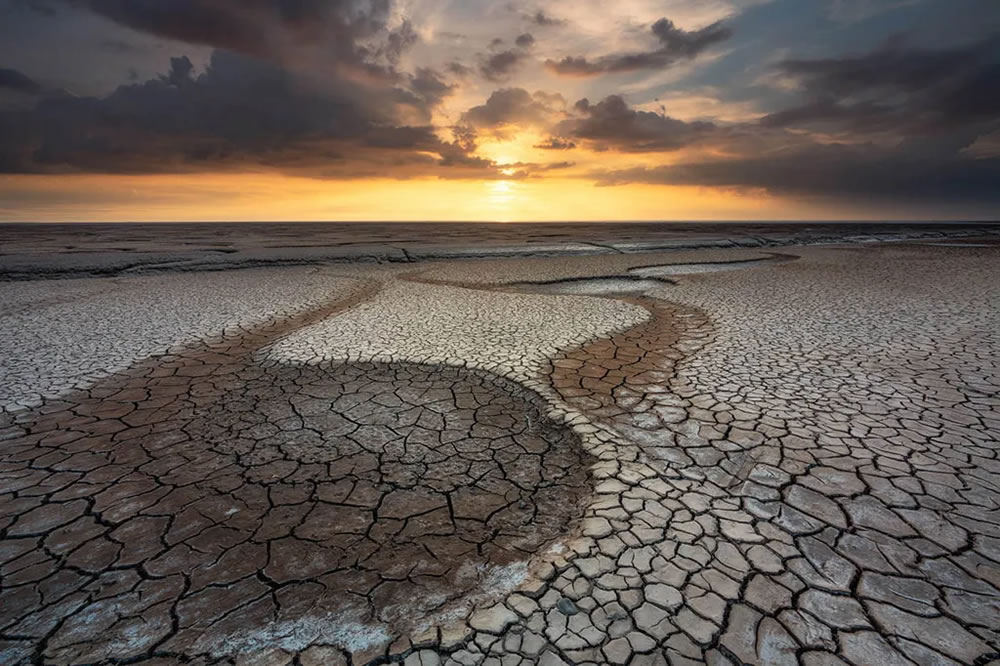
[2,229,999,666]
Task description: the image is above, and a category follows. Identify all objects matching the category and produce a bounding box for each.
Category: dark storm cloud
[779,34,996,96]
[163,55,194,86]
[763,35,1000,133]
[546,18,731,77]
[760,98,896,131]
[446,61,473,77]
[461,87,564,129]
[477,24,539,81]
[70,0,323,52]
[595,142,1000,204]
[100,38,143,54]
[553,95,715,151]
[650,18,732,59]
[74,0,352,44]
[383,19,418,64]
[534,137,576,149]
[66,0,410,71]
[6,0,56,16]
[530,10,565,27]
[410,67,455,107]
[0,67,43,94]
[0,0,493,178]
[479,49,530,81]
[593,32,996,204]
[0,50,490,178]
[572,33,1000,204]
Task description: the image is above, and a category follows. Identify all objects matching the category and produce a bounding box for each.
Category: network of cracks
[2,247,1000,666]
[0,280,595,665]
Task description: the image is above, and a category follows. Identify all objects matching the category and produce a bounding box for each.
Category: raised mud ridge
[505,254,797,295]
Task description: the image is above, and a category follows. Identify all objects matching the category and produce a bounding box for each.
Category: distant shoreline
[1,221,997,281]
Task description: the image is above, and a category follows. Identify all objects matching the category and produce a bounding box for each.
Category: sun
[487,179,518,221]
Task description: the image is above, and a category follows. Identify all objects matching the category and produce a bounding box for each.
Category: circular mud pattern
[194,360,593,627]
[0,289,592,664]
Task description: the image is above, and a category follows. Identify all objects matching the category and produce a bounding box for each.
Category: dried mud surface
[2,243,1000,666]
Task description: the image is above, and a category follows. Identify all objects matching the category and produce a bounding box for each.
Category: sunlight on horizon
[0,172,945,223]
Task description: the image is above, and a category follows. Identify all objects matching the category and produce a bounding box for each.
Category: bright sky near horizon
[0,0,997,221]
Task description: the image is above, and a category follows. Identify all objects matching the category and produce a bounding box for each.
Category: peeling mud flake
[510,276,670,295]
[628,254,794,277]
[213,612,390,659]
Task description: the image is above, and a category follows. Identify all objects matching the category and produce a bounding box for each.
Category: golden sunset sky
[0,0,997,221]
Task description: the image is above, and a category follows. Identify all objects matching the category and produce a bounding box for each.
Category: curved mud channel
[0,252,772,663]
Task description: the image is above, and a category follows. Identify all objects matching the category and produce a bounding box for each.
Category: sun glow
[486,180,518,221]
[0,172,842,222]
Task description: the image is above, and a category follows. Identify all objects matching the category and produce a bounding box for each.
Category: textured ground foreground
[2,242,1000,665]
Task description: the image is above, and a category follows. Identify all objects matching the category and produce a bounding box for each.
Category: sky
[0,0,997,221]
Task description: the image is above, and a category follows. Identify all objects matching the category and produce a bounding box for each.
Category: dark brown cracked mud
[544,296,714,457]
[0,280,593,665]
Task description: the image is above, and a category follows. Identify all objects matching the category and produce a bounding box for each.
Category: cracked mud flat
[2,243,1000,666]
[0,277,597,665]
[0,268,362,413]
